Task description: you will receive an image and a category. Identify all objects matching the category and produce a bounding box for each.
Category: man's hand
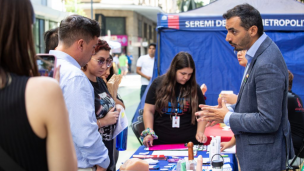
[96,165,106,171]
[146,76,151,81]
[196,99,229,127]
[196,132,207,143]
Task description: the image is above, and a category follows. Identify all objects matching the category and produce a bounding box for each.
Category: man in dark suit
[196,4,294,170]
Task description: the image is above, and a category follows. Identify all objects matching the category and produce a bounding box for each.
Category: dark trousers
[140,85,148,99]
[128,63,132,73]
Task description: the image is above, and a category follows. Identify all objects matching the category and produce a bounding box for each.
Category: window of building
[153,26,156,42]
[143,23,147,39]
[33,18,45,53]
[105,17,126,35]
[41,0,47,6]
[149,25,152,40]
[138,20,142,37]
[49,21,58,29]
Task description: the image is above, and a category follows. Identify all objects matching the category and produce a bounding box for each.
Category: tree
[177,0,204,12]
[64,0,86,16]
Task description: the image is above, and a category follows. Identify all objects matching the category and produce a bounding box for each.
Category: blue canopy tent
[132,0,304,123]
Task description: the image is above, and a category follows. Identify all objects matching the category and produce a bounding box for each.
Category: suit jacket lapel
[235,37,273,107]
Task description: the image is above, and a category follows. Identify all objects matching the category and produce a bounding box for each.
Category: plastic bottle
[116,127,128,151]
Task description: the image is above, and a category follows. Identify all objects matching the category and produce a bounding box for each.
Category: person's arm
[25,77,77,171]
[196,84,207,143]
[136,67,151,81]
[143,103,155,147]
[221,136,236,152]
[196,121,208,143]
[97,108,119,127]
[63,76,110,168]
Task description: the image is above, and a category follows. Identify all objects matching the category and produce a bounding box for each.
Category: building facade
[31,0,70,53]
[81,0,177,72]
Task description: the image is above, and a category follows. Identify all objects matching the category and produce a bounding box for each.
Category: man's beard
[233,33,251,51]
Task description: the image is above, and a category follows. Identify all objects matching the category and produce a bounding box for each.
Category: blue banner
[158,13,304,31]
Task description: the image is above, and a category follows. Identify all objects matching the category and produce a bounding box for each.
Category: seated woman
[142,52,207,146]
[287,70,304,158]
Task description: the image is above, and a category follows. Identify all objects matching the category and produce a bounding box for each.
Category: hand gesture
[196,132,207,144]
[196,99,229,127]
[143,135,153,147]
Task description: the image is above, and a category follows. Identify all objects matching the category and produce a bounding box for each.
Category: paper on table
[148,144,187,151]
[112,104,128,139]
[152,150,197,156]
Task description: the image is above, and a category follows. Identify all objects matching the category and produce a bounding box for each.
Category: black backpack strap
[0,146,25,171]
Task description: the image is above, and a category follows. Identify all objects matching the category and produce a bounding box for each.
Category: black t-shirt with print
[90,78,116,141]
[90,77,117,171]
[145,75,205,145]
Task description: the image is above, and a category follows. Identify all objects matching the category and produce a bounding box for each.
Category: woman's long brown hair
[0,0,38,88]
[155,52,198,125]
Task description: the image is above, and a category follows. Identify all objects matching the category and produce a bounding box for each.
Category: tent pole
[157,28,160,76]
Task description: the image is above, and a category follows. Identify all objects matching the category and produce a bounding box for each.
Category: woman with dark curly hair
[82,39,121,171]
[142,52,207,147]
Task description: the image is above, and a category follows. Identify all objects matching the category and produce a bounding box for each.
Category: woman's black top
[145,75,205,145]
[288,91,304,157]
[0,73,48,171]
[90,77,117,171]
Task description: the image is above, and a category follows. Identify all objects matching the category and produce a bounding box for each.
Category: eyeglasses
[91,57,113,67]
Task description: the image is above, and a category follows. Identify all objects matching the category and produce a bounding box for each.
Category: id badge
[172,116,180,128]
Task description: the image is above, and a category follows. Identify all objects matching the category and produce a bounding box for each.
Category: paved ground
[116,74,142,169]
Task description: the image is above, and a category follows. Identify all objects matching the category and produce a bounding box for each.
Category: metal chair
[287,138,304,171]
[131,117,145,145]
[131,109,145,145]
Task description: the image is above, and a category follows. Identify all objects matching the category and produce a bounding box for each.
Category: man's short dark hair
[149,43,156,48]
[44,27,59,53]
[223,3,263,37]
[59,15,100,47]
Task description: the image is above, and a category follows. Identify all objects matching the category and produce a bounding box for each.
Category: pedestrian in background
[127,52,133,73]
[0,0,77,170]
[113,54,120,74]
[119,53,128,76]
[136,43,156,99]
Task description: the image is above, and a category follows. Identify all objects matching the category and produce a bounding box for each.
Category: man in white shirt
[49,15,109,171]
[136,43,156,99]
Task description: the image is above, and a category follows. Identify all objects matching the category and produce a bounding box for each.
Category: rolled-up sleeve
[62,76,110,168]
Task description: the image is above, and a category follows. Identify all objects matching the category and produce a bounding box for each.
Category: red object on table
[204,124,234,145]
